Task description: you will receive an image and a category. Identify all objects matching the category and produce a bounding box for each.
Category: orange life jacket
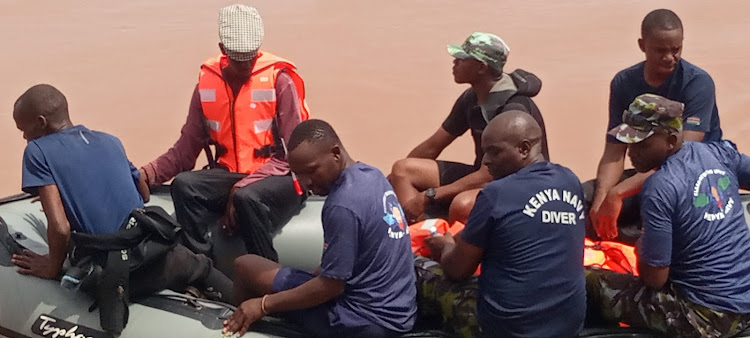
[410,219,640,277]
[583,238,639,275]
[409,219,481,276]
[197,51,310,174]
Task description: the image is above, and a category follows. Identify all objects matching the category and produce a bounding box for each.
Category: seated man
[589,9,725,243]
[224,119,417,337]
[418,111,585,338]
[10,85,232,303]
[139,5,309,260]
[388,32,549,224]
[586,94,750,337]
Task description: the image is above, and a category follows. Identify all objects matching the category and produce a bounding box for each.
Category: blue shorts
[271,267,400,338]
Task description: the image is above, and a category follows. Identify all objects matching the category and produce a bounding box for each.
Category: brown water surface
[2,1,749,196]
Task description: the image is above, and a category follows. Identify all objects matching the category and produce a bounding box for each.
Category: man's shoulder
[643,165,682,200]
[456,88,477,105]
[678,59,715,87]
[612,62,644,83]
[680,59,712,78]
[327,163,388,202]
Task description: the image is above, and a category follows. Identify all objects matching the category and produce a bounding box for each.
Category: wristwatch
[425,188,437,203]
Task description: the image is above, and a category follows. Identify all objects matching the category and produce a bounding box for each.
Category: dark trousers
[171,169,305,262]
[129,244,233,303]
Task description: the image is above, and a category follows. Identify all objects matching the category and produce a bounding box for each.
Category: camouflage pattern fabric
[414,255,481,338]
[447,32,510,72]
[608,93,685,144]
[586,268,750,337]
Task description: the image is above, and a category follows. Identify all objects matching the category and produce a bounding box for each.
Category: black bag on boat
[67,206,187,334]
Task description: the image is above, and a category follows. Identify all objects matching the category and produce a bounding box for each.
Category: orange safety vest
[583,238,639,276]
[197,51,310,174]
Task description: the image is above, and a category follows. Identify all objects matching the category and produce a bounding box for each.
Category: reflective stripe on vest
[198,51,310,174]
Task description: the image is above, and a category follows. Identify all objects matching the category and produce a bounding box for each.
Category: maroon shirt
[142,71,302,189]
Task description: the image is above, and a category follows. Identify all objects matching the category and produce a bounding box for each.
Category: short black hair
[641,9,683,38]
[15,84,69,119]
[288,119,341,152]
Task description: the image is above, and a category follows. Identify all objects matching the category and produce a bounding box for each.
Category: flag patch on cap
[686,117,701,126]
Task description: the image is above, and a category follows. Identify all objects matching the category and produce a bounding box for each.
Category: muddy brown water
[1,0,749,197]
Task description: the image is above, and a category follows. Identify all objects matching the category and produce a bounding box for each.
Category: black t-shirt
[441,89,549,168]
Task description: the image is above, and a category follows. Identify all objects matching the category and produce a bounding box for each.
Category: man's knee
[390,158,416,180]
[233,254,278,275]
[233,254,262,277]
[449,190,480,222]
[171,171,202,196]
[233,185,262,207]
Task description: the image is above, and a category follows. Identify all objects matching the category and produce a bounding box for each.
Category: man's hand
[590,189,623,240]
[223,297,264,337]
[424,232,456,261]
[221,187,240,235]
[12,249,59,280]
[402,192,429,223]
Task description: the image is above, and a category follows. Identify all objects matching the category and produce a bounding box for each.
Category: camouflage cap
[447,32,510,72]
[608,93,684,144]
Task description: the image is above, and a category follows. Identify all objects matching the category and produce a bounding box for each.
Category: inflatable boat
[0,186,326,338]
[2,185,749,338]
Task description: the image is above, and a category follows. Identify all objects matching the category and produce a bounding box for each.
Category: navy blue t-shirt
[21,125,144,234]
[460,162,586,337]
[319,162,417,332]
[608,59,722,143]
[640,141,750,313]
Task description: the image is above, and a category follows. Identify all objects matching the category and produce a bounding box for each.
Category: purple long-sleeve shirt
[142,71,302,189]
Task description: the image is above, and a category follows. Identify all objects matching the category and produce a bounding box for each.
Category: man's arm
[433,165,493,203]
[141,85,206,186]
[408,91,471,160]
[680,73,716,142]
[406,128,457,160]
[592,141,628,210]
[638,262,670,289]
[13,185,70,280]
[427,189,493,280]
[637,182,676,289]
[427,233,483,281]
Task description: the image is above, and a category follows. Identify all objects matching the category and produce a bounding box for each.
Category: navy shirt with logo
[319,162,417,332]
[21,125,144,234]
[460,162,586,337]
[640,141,750,313]
[608,59,722,143]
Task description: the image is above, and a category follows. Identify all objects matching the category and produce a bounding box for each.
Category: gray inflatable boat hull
[3,187,750,338]
[0,187,324,338]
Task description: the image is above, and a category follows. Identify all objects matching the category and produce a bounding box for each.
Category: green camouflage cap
[447,32,510,72]
[608,94,684,144]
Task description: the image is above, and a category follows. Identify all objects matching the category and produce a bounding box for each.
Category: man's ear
[37,115,48,130]
[519,139,532,158]
[331,144,342,160]
[667,133,679,149]
[638,38,646,53]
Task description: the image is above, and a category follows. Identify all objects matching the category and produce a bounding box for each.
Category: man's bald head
[13,84,71,141]
[481,110,544,179]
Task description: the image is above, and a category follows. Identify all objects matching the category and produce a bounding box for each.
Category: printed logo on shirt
[686,116,701,126]
[382,190,407,239]
[522,189,585,225]
[693,169,734,221]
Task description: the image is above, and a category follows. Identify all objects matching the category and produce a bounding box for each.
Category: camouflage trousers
[414,255,481,338]
[586,268,750,338]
